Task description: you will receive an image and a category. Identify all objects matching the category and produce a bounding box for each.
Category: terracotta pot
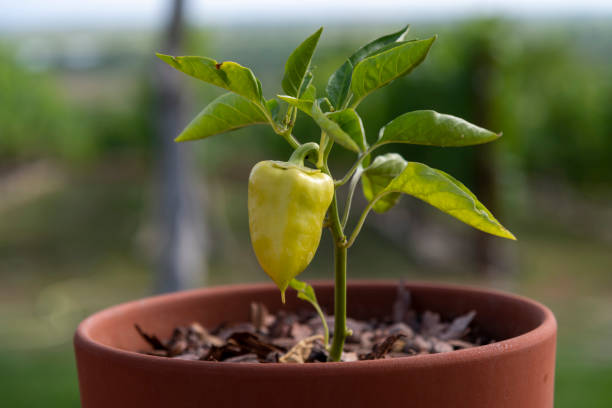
[74,281,557,408]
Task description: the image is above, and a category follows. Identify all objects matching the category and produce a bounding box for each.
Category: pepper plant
[157,25,515,362]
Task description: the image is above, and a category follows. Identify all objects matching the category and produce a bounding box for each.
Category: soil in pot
[134,282,495,363]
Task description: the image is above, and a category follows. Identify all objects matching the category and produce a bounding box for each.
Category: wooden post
[153,0,208,293]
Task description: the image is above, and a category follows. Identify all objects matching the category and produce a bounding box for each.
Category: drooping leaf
[156,53,263,104]
[362,153,407,213]
[380,162,516,239]
[311,102,360,152]
[326,109,367,152]
[289,278,329,347]
[282,27,323,97]
[175,93,267,142]
[289,278,319,305]
[326,25,410,109]
[378,110,501,147]
[350,36,436,107]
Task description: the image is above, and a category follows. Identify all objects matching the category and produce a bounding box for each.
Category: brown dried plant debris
[135,284,493,363]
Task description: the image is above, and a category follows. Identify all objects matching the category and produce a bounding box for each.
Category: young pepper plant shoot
[157,25,516,362]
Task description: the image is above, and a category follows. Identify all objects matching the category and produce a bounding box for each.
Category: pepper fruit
[248,143,334,302]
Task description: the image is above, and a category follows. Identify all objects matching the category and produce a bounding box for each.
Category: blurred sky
[3,0,612,32]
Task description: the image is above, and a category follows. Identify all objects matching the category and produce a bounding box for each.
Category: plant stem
[341,166,362,228]
[288,142,319,166]
[334,144,378,187]
[344,190,389,248]
[311,300,330,349]
[327,192,348,362]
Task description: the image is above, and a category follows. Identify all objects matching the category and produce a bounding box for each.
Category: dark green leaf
[156,53,263,104]
[282,27,323,97]
[362,153,407,212]
[175,93,267,142]
[378,110,501,147]
[317,97,333,113]
[298,71,314,98]
[326,109,367,152]
[311,102,360,152]
[301,83,317,102]
[350,25,410,63]
[326,61,353,110]
[266,98,280,122]
[326,25,410,109]
[380,162,516,239]
[350,36,436,106]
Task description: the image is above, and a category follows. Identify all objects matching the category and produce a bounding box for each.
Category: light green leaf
[326,25,410,109]
[378,110,501,147]
[380,162,516,240]
[350,36,436,107]
[289,278,329,347]
[311,102,360,152]
[326,109,367,152]
[277,82,317,117]
[278,94,313,117]
[289,278,318,304]
[362,153,407,213]
[278,93,361,152]
[282,27,323,97]
[175,93,267,142]
[156,53,263,104]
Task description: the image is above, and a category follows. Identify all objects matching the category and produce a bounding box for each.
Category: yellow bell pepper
[248,145,334,301]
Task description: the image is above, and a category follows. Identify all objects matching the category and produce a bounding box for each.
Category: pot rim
[74,280,557,372]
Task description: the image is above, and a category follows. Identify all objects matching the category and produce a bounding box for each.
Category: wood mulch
[135,283,494,363]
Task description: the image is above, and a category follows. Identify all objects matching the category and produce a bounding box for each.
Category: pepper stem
[288,142,319,167]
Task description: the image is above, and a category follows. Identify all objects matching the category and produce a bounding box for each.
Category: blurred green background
[1,1,611,406]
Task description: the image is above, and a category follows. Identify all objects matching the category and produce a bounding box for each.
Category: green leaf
[378,110,501,147]
[266,98,280,122]
[282,27,323,97]
[380,162,516,240]
[289,278,318,304]
[156,53,263,104]
[326,109,367,152]
[175,93,267,142]
[301,83,317,102]
[289,278,329,347]
[311,102,360,152]
[326,61,353,110]
[350,36,436,107]
[277,82,318,117]
[278,93,361,153]
[298,71,314,98]
[362,153,407,213]
[278,94,314,117]
[326,25,410,109]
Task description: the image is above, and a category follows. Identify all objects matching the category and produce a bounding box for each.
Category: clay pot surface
[74,281,557,408]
